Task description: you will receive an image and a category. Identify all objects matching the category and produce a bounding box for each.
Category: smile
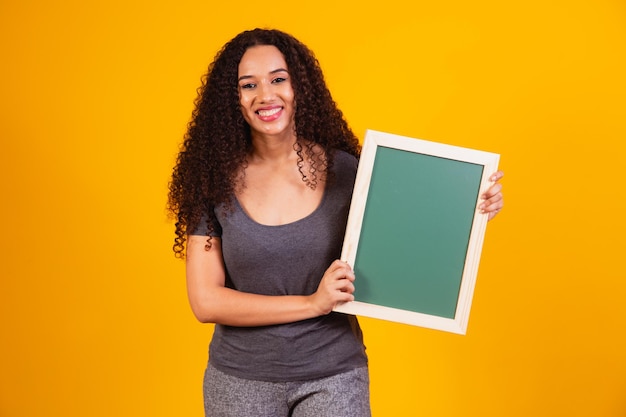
[256,107,282,117]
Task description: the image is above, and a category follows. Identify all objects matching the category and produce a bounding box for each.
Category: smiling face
[237,45,296,141]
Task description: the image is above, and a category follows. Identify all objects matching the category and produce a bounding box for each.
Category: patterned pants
[203,364,371,417]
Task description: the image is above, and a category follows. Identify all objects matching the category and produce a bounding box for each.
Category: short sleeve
[189,211,222,237]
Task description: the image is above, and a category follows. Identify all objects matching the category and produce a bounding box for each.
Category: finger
[481,197,504,212]
[336,280,355,295]
[480,201,502,216]
[481,182,503,199]
[328,259,352,274]
[480,198,501,213]
[490,170,504,182]
[484,192,503,205]
[331,292,355,306]
[479,193,503,211]
[482,199,504,218]
[328,262,355,282]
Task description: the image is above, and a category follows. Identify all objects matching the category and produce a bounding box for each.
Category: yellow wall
[1,1,625,416]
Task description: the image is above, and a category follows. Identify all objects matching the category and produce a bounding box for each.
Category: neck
[249,131,298,163]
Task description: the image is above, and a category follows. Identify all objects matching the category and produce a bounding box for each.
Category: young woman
[168,28,504,417]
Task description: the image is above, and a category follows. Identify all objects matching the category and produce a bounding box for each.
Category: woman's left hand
[479,170,504,221]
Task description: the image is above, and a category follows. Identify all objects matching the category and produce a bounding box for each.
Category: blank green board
[353,146,484,318]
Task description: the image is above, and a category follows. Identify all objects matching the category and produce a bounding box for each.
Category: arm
[185,235,355,326]
[479,170,504,220]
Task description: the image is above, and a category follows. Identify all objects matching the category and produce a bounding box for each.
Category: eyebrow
[238,68,289,82]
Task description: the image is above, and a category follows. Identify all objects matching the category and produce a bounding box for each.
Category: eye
[240,83,256,89]
[272,77,287,84]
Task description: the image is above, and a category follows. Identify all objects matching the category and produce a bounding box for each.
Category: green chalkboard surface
[336,130,499,334]
[353,146,483,318]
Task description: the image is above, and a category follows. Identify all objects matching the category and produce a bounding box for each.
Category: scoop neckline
[233,183,329,228]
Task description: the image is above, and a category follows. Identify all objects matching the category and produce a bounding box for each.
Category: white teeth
[257,108,281,117]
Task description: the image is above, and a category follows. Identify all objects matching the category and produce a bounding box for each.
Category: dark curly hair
[167,28,361,258]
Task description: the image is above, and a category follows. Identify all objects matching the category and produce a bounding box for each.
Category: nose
[257,80,274,102]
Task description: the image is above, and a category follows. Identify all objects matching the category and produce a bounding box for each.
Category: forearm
[189,286,323,326]
[185,237,352,326]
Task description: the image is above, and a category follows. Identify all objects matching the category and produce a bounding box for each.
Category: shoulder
[331,149,358,174]
[328,149,358,192]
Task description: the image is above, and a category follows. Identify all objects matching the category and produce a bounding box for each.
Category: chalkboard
[334,130,500,334]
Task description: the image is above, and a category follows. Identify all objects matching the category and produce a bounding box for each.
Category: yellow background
[1,1,625,416]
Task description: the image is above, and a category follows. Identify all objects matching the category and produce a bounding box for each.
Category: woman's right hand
[310,260,356,315]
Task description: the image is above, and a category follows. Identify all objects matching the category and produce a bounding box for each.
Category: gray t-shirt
[194,150,367,382]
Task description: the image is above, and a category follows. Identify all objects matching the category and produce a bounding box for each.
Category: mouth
[256,107,282,117]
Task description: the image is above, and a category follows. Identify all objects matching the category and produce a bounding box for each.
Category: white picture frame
[334,130,500,334]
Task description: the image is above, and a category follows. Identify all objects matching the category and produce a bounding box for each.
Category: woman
[168,28,504,417]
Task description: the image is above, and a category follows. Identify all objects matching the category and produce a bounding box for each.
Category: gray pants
[203,364,371,417]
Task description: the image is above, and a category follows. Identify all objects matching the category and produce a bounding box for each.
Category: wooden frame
[334,130,499,334]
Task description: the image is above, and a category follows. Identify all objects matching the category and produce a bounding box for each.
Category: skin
[185,45,505,326]
[480,171,504,220]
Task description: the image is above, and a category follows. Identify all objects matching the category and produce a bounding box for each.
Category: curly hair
[167,28,361,258]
